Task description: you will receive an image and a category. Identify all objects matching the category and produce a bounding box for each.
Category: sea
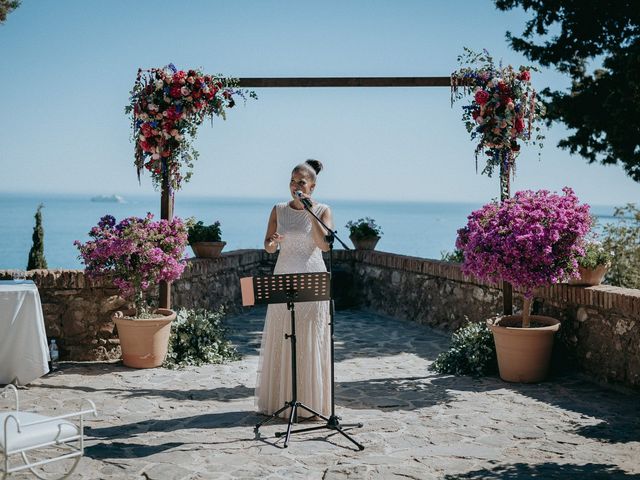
[0,192,621,270]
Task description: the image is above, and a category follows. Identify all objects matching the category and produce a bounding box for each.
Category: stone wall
[0,269,127,361]
[3,249,638,388]
[0,251,277,362]
[342,250,640,389]
[173,250,275,314]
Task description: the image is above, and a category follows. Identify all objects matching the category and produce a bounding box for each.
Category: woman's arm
[310,206,334,252]
[263,207,282,253]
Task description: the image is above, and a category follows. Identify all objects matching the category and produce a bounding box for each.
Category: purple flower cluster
[75,213,188,311]
[456,188,592,298]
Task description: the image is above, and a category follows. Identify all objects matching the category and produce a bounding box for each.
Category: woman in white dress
[255,159,333,419]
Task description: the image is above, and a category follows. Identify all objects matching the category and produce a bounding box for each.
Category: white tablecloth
[0,280,50,385]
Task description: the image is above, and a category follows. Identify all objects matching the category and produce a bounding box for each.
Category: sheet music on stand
[240,272,330,306]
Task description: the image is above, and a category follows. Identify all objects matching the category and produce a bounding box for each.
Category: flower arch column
[451,49,545,315]
[127,65,255,309]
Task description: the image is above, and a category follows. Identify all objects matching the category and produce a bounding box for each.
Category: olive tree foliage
[603,204,640,289]
[495,0,640,182]
[0,0,20,24]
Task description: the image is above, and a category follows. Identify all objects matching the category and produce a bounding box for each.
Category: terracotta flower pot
[113,308,176,368]
[488,315,560,383]
[568,264,608,286]
[190,241,226,258]
[349,235,380,251]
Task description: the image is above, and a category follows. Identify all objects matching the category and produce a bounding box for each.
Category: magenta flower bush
[75,213,188,316]
[456,188,592,301]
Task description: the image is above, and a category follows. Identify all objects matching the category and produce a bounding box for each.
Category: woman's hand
[267,232,284,248]
[296,191,313,208]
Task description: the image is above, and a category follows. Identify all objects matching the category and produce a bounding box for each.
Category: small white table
[0,280,50,385]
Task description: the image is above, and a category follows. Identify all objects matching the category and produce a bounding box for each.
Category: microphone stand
[281,198,364,450]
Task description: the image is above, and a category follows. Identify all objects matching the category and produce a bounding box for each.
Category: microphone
[295,190,313,209]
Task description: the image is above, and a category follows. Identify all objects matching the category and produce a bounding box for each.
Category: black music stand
[241,272,363,449]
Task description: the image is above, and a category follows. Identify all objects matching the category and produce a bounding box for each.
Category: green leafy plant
[430,320,497,377]
[577,241,614,270]
[602,204,640,289]
[187,219,222,243]
[345,217,383,239]
[164,307,240,368]
[440,249,464,263]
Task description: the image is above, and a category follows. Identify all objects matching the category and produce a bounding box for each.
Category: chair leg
[19,451,82,480]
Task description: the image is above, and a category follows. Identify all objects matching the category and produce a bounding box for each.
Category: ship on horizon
[90,194,125,203]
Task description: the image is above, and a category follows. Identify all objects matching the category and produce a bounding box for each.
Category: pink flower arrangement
[125,64,256,190]
[74,213,188,316]
[451,48,545,177]
[456,188,592,300]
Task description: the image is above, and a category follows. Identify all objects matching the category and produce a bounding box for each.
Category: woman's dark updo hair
[293,158,323,181]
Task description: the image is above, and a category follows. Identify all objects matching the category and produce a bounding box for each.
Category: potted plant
[187,219,226,258]
[75,213,188,368]
[569,240,613,286]
[346,217,383,250]
[456,188,591,382]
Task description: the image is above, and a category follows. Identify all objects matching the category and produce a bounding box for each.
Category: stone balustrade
[2,249,638,389]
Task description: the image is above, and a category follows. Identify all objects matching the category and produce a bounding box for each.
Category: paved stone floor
[3,307,640,479]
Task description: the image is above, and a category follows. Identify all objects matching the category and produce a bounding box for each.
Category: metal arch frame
[159,74,490,310]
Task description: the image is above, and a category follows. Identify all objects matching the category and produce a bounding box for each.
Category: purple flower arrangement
[456,188,592,299]
[75,213,188,315]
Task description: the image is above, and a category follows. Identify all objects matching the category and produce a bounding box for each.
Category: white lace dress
[255,202,332,417]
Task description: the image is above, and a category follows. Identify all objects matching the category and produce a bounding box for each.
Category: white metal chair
[0,385,97,479]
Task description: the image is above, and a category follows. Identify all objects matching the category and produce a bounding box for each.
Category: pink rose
[519,70,531,81]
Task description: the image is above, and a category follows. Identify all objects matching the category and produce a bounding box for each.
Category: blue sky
[0,0,638,205]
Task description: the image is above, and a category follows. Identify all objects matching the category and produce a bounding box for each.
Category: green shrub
[187,220,222,243]
[345,217,383,239]
[430,320,497,377]
[440,249,464,263]
[602,204,640,289]
[164,307,239,368]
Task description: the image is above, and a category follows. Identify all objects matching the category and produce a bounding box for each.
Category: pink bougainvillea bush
[456,188,592,300]
[75,214,188,315]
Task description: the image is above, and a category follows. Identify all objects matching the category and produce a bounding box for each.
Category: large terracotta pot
[113,308,176,368]
[190,241,226,258]
[568,265,608,286]
[488,315,560,383]
[349,235,380,251]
